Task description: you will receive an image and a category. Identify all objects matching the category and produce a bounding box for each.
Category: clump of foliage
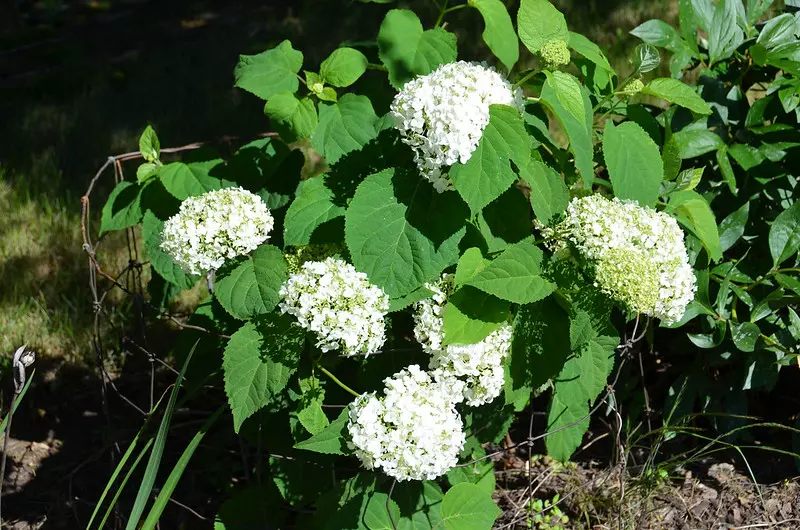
[95,0,800,527]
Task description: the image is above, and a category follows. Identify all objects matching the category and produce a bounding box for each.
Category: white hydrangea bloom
[391,61,524,192]
[413,274,512,406]
[347,365,466,481]
[278,257,389,357]
[558,195,697,324]
[160,187,274,275]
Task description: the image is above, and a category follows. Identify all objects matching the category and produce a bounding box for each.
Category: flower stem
[435,1,467,27]
[316,362,360,398]
[513,70,539,90]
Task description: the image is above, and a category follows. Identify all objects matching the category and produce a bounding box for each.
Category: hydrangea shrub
[99,0,800,526]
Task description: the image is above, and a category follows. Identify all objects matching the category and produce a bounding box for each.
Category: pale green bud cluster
[284,243,344,273]
[621,78,645,96]
[539,39,571,69]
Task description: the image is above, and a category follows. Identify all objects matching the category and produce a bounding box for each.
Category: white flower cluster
[347,365,466,481]
[414,274,512,406]
[390,61,524,192]
[161,187,274,275]
[278,257,389,357]
[558,195,697,324]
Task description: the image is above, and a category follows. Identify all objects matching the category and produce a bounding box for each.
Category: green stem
[316,363,360,398]
[760,333,794,356]
[514,70,539,90]
[435,1,467,27]
[367,63,388,72]
[592,177,613,190]
[592,72,634,113]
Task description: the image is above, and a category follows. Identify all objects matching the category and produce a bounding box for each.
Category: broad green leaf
[568,32,614,73]
[377,9,457,87]
[769,200,800,267]
[642,78,713,115]
[631,19,683,49]
[142,211,198,290]
[519,160,568,224]
[223,315,304,432]
[320,47,368,87]
[100,181,143,234]
[294,409,349,455]
[311,94,379,164]
[603,121,663,207]
[387,286,435,313]
[271,457,331,507]
[673,129,725,159]
[632,43,661,73]
[296,376,329,435]
[709,0,744,65]
[517,0,568,55]
[756,13,796,49]
[731,321,760,352]
[137,162,159,184]
[468,0,519,71]
[728,143,765,170]
[440,483,500,530]
[363,491,401,529]
[467,240,554,304]
[719,202,749,252]
[669,190,723,262]
[214,245,288,320]
[539,77,593,189]
[159,160,229,201]
[508,298,571,398]
[679,0,700,54]
[747,0,774,26]
[546,338,615,460]
[477,186,532,253]
[284,175,347,246]
[443,287,510,346]
[449,105,529,214]
[234,40,303,101]
[345,168,468,298]
[447,446,495,495]
[455,248,489,287]
[545,71,584,123]
[265,93,318,143]
[139,125,160,162]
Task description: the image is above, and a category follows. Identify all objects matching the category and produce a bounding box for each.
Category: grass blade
[141,404,225,529]
[125,341,198,529]
[0,369,35,438]
[97,438,155,530]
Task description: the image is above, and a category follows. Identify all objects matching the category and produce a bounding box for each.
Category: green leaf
[455,248,489,287]
[223,315,305,432]
[731,321,760,352]
[234,40,303,101]
[747,0,774,26]
[345,168,468,298]
[477,187,532,253]
[137,162,159,184]
[545,71,585,123]
[126,343,197,530]
[284,175,347,246]
[757,13,797,49]
[449,104,529,213]
[468,0,519,71]
[467,240,554,304]
[214,245,288,320]
[139,125,160,162]
[387,286,435,312]
[728,143,765,170]
[377,9,457,88]
[679,0,700,54]
[320,47,368,87]
[446,448,495,495]
[294,408,349,455]
[716,146,738,195]
[632,43,661,73]
[159,160,228,201]
[142,211,198,290]
[440,483,500,530]
[673,129,725,159]
[769,200,800,267]
[669,190,723,262]
[311,94,379,164]
[517,0,568,55]
[709,0,744,65]
[539,76,593,189]
[100,181,143,234]
[568,32,614,73]
[631,19,683,49]
[443,287,510,345]
[642,78,713,115]
[546,338,615,461]
[603,121,663,207]
[719,202,749,253]
[508,298,571,397]
[265,93,318,143]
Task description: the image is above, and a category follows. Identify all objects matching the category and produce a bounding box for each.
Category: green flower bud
[285,243,345,273]
[539,39,571,69]
[621,78,645,96]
